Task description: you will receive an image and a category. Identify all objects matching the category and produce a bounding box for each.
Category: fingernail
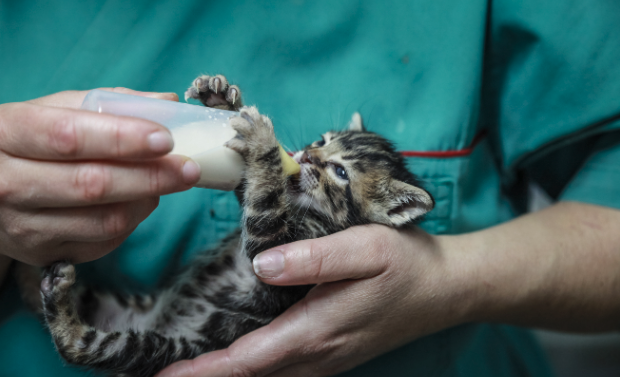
[145,92,179,101]
[253,250,284,278]
[148,131,174,153]
[182,159,201,185]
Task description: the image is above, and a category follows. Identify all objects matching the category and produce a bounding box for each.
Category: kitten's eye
[315,139,325,147]
[334,165,348,180]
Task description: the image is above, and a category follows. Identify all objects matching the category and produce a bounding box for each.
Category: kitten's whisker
[299,192,315,228]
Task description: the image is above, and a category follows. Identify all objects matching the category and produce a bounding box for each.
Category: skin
[0,88,200,274]
[157,201,620,377]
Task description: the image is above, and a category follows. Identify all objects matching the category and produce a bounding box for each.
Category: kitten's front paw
[225,106,278,160]
[41,261,75,299]
[185,74,242,111]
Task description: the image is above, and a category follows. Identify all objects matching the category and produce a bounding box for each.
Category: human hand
[158,224,475,377]
[0,88,201,266]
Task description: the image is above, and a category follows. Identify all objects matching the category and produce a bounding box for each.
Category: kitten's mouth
[288,151,319,196]
[288,151,306,194]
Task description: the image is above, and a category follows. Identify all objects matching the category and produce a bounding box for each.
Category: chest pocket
[419,179,454,234]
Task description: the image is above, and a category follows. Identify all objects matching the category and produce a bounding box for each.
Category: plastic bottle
[81,90,300,191]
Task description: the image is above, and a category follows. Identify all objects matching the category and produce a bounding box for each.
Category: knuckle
[74,164,112,203]
[230,367,259,377]
[309,335,352,375]
[49,116,81,157]
[5,221,29,240]
[0,179,14,202]
[4,220,38,248]
[108,115,123,157]
[367,226,392,258]
[305,242,325,280]
[100,205,133,238]
[148,163,162,195]
[306,328,337,356]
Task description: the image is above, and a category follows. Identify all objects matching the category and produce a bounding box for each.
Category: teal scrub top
[2,1,620,376]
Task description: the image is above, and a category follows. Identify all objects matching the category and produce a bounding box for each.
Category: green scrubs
[1,1,619,376]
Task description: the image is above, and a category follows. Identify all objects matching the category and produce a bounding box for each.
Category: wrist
[434,228,539,327]
[432,232,488,326]
[441,208,593,330]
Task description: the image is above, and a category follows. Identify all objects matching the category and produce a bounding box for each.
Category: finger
[252,225,392,285]
[7,229,135,267]
[27,87,178,109]
[156,317,307,377]
[265,362,333,377]
[156,344,293,377]
[65,233,134,264]
[30,198,159,242]
[45,231,134,266]
[264,345,367,377]
[0,102,175,160]
[0,155,200,207]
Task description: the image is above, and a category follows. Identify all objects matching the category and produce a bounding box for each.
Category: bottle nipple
[278,145,301,176]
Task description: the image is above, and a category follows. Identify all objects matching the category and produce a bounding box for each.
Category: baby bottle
[80,90,300,191]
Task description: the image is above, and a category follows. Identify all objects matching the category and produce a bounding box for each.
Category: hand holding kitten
[157,224,472,377]
[158,202,620,377]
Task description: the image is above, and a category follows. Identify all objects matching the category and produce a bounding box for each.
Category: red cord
[400,130,487,158]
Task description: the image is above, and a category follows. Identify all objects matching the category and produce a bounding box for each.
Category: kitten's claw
[184,86,198,102]
[193,76,205,91]
[185,74,242,111]
[224,137,249,156]
[212,76,221,93]
[226,107,277,159]
[228,88,238,105]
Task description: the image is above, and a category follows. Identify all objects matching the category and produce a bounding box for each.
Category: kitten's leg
[40,262,106,366]
[184,74,243,111]
[225,107,295,259]
[78,288,159,331]
[15,261,155,321]
[225,107,312,314]
[40,262,199,376]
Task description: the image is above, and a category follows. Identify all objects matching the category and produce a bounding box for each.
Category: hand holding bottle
[0,88,201,267]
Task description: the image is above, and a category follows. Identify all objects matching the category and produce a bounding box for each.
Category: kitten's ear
[385,180,434,226]
[348,112,366,132]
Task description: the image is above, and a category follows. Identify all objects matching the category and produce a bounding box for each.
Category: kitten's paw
[41,262,75,298]
[185,74,242,111]
[225,106,277,159]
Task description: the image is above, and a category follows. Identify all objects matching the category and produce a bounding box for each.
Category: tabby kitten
[38,75,434,377]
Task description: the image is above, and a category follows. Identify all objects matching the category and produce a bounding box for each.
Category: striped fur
[38,76,434,377]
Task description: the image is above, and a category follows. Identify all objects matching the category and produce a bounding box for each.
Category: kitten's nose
[300,151,313,165]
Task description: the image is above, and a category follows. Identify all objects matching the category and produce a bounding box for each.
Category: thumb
[28,87,178,109]
[252,225,391,286]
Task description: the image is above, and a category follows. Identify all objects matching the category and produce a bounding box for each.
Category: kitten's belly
[158,247,260,340]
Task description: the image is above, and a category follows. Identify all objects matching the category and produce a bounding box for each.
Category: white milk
[170,122,244,190]
[81,90,246,191]
[81,90,298,191]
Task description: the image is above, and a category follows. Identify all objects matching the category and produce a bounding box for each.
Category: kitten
[37,75,434,377]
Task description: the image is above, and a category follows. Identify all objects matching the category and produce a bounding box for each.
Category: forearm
[446,201,620,332]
